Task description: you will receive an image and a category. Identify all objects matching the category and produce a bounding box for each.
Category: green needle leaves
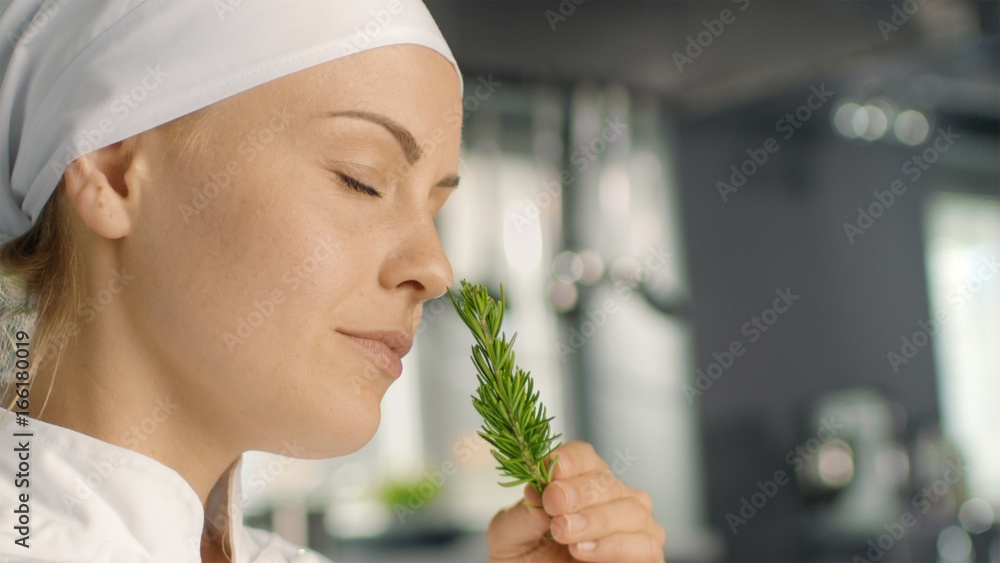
[448,280,562,496]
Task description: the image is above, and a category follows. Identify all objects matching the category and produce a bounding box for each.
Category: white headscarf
[0,0,461,243]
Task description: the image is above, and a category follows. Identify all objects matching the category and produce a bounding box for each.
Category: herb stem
[448,280,562,497]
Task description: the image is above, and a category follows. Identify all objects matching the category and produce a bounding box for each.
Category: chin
[340,408,382,455]
[277,402,383,460]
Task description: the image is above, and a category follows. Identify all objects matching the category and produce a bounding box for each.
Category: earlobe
[62,143,134,240]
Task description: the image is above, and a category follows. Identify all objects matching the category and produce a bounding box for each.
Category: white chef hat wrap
[0,0,462,243]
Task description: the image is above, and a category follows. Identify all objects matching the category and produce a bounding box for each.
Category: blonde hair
[0,182,78,414]
[0,107,215,414]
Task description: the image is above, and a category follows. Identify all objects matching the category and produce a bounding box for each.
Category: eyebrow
[325,110,460,189]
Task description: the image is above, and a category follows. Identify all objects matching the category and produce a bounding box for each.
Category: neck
[29,311,242,558]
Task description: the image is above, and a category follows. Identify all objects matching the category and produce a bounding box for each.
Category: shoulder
[244,526,336,563]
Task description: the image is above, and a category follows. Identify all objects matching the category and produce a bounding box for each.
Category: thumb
[487,485,552,558]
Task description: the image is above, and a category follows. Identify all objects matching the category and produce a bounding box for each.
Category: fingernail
[564,513,587,532]
[578,541,597,551]
[554,481,575,507]
[554,456,568,476]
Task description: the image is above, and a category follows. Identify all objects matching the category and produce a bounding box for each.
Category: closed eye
[336,173,382,198]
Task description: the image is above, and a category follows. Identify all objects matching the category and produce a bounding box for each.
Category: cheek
[122,162,372,405]
[121,145,397,455]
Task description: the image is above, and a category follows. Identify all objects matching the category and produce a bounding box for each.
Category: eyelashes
[336,172,382,198]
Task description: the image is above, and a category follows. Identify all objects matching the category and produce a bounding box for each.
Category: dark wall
[675,85,948,560]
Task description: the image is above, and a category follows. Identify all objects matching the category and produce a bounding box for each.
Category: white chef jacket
[0,409,333,562]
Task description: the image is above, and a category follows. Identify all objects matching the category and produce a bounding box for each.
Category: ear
[62,140,137,240]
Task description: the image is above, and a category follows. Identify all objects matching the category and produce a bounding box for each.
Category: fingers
[540,441,666,562]
[489,440,665,562]
[549,496,665,547]
[542,470,631,515]
[549,441,609,481]
[566,531,666,563]
[486,489,553,559]
[524,482,543,508]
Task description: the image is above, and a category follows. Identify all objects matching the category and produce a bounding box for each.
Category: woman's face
[121,45,461,457]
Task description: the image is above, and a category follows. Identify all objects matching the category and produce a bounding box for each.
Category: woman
[0,1,665,561]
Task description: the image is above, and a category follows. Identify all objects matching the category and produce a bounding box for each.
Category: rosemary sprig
[448,280,562,497]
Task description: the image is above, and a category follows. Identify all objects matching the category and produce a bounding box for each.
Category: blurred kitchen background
[242,2,1000,562]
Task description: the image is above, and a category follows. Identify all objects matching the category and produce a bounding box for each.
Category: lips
[337,329,413,379]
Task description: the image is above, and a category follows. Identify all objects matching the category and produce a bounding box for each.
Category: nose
[380,216,454,302]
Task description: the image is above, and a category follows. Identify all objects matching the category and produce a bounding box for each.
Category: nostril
[397,279,427,297]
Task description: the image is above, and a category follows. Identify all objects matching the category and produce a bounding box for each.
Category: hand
[486,441,666,562]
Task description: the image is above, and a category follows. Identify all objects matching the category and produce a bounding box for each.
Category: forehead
[261,45,462,143]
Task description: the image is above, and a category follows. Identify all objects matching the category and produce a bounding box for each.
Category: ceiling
[426,1,997,116]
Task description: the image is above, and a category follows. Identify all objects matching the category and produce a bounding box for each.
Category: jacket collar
[1,408,249,561]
